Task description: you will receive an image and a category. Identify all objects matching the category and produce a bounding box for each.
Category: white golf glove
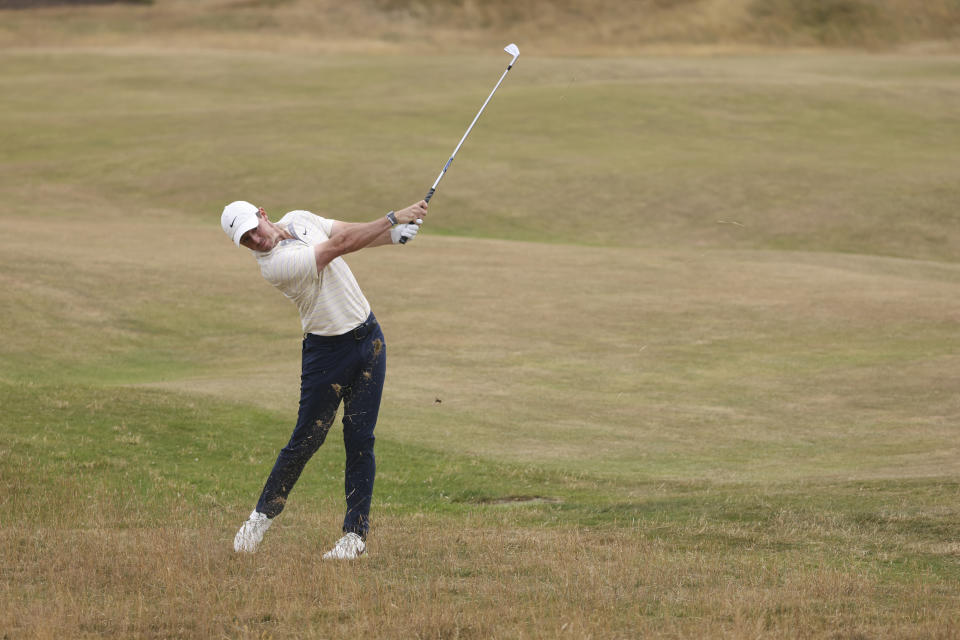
[391,219,423,244]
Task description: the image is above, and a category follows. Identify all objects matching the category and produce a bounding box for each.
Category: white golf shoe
[323,532,366,560]
[233,510,272,553]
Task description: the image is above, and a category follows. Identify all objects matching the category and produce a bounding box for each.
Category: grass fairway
[1,38,960,639]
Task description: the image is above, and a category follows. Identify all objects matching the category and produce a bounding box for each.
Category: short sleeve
[310,213,333,236]
[290,210,333,238]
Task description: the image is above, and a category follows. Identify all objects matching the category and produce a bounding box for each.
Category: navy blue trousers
[255,313,385,539]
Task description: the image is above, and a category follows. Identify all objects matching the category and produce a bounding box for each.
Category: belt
[304,313,378,344]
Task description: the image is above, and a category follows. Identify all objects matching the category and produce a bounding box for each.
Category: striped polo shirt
[254,210,371,336]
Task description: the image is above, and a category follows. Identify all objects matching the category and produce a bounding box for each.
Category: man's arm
[314,200,427,274]
[330,221,394,249]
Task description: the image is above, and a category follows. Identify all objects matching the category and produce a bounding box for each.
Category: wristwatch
[385,211,398,225]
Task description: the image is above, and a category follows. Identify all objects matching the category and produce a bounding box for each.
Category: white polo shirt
[254,210,371,336]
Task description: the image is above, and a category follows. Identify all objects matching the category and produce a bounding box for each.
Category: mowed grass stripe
[3,378,958,534]
[3,380,958,554]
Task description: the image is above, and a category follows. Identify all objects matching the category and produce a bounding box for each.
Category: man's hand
[395,200,428,225]
[390,221,422,244]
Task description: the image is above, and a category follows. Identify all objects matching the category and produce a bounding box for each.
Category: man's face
[239,209,274,252]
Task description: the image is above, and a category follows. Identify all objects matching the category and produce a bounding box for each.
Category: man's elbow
[326,231,363,259]
[315,235,350,273]
[335,230,366,255]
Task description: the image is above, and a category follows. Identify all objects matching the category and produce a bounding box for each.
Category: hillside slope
[1,0,959,52]
[2,51,957,261]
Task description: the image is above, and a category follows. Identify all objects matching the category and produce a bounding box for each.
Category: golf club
[400,43,520,243]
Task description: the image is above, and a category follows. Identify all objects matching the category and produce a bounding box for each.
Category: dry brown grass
[5,507,959,639]
[0,0,959,54]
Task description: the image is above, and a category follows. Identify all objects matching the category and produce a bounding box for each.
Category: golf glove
[391,219,423,244]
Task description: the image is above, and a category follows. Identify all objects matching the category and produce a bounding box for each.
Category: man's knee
[285,417,334,456]
[344,433,375,457]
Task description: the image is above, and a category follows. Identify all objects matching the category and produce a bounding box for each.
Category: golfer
[221,199,427,559]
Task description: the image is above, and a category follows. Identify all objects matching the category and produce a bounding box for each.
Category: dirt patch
[314,417,332,434]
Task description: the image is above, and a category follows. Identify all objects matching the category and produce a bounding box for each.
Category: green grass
[1,42,959,638]
[2,52,959,258]
[4,380,958,561]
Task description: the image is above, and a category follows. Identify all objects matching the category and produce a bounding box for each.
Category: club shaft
[426,62,515,199]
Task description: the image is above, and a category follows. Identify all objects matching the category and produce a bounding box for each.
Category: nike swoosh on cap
[230,217,237,228]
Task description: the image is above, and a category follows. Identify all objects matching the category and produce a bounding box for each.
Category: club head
[504,43,520,65]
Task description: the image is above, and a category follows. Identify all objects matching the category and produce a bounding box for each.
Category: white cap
[221,201,260,247]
